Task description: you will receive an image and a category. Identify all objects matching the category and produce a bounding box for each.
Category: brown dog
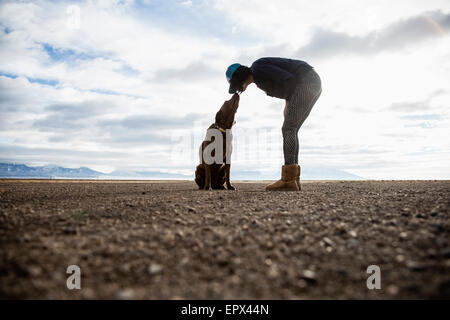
[195,93,240,190]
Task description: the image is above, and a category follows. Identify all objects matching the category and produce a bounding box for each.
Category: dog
[195,93,240,190]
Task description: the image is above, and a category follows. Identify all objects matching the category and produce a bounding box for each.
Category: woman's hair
[230,65,251,92]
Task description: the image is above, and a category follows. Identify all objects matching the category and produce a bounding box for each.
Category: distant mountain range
[0,163,103,178]
[0,163,193,179]
[0,162,363,180]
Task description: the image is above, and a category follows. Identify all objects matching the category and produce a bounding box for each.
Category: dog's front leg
[204,164,212,190]
[225,163,235,190]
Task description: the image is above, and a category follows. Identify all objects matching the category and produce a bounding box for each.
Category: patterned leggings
[282,69,322,164]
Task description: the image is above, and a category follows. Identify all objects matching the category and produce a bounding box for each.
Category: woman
[226,57,322,191]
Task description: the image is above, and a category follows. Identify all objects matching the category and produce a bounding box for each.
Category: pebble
[300,270,317,283]
[186,206,197,213]
[148,264,163,275]
[267,265,280,279]
[387,285,399,295]
[27,266,42,276]
[348,230,357,237]
[117,289,135,299]
[323,237,334,247]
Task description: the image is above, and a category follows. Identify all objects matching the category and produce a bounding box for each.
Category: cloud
[100,132,174,146]
[32,101,115,131]
[404,122,434,129]
[296,10,450,59]
[390,100,431,112]
[0,0,449,179]
[46,101,110,117]
[217,0,450,48]
[400,114,441,120]
[0,0,235,98]
[179,0,193,8]
[47,131,173,148]
[0,144,127,161]
[152,61,221,82]
[99,112,207,130]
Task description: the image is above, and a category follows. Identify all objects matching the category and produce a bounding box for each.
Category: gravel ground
[0,179,449,299]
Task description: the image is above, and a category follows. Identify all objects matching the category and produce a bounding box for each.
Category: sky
[0,0,449,179]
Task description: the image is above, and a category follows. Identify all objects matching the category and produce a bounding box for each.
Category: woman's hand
[284,100,288,117]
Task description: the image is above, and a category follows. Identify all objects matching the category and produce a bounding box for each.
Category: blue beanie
[226,63,241,83]
[226,63,241,93]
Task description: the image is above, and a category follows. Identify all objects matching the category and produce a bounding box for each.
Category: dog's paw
[203,186,212,191]
[226,185,236,190]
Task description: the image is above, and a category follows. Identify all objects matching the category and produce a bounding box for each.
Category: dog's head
[215,93,240,130]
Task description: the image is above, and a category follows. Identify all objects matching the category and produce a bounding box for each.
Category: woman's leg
[282,70,322,164]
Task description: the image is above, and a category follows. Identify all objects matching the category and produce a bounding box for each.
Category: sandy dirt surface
[0,180,449,299]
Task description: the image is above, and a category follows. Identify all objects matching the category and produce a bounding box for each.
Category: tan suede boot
[265,164,299,191]
[295,164,301,191]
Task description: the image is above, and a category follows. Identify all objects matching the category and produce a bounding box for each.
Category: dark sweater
[250,57,313,100]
